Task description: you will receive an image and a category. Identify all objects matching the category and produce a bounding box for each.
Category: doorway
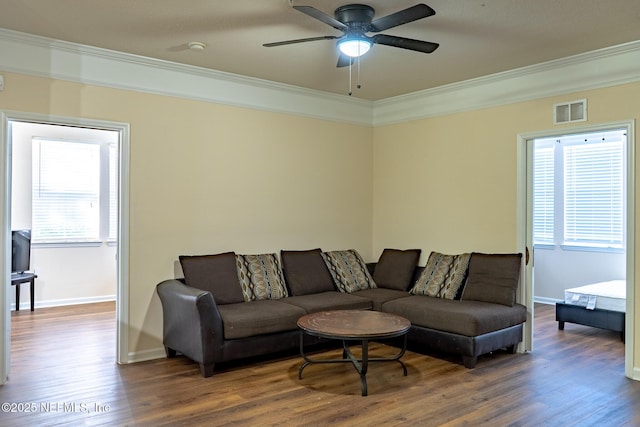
[1,111,130,384]
[11,122,117,308]
[532,129,626,301]
[517,120,635,379]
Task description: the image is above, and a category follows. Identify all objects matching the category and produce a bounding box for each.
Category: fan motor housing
[334,4,375,25]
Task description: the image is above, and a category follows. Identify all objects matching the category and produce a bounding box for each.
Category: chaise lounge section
[156,248,527,377]
[381,253,527,368]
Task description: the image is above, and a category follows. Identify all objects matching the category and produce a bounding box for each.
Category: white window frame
[31,137,117,246]
[532,141,555,246]
[533,129,626,252]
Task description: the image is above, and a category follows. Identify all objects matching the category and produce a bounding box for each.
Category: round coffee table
[297,310,411,396]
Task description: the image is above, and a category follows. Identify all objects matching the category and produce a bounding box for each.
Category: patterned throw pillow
[322,249,377,293]
[411,252,471,299]
[236,253,289,301]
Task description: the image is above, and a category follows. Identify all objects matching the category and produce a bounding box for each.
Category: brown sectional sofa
[156,248,527,377]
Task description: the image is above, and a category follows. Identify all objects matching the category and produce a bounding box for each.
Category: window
[532,143,554,245]
[533,129,625,250]
[563,138,624,248]
[32,138,117,244]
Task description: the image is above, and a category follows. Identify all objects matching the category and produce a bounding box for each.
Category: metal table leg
[298,333,408,396]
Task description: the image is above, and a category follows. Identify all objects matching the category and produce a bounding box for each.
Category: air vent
[554,99,587,124]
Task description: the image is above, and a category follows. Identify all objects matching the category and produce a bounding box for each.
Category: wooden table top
[297,310,411,340]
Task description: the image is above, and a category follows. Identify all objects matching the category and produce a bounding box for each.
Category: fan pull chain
[348,56,362,96]
[348,59,353,96]
[357,55,362,90]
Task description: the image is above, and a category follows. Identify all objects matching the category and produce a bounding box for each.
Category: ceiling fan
[264,3,439,67]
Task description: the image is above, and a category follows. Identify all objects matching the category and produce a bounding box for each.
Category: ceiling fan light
[338,38,371,57]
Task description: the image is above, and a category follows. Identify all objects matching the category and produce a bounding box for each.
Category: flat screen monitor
[11,229,31,274]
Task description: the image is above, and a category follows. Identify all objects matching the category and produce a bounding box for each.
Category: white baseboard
[124,347,167,364]
[11,295,116,311]
[533,296,562,305]
[632,367,640,381]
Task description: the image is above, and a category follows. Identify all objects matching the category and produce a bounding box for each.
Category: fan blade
[371,34,439,53]
[293,6,348,31]
[336,53,354,68]
[263,35,339,47]
[369,4,436,32]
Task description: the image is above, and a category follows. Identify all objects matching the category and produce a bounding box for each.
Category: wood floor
[2,302,639,426]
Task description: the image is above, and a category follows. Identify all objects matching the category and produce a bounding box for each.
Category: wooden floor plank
[1,302,639,426]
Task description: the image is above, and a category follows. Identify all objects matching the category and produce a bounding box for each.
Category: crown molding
[373,40,640,126]
[0,28,373,126]
[1,28,639,128]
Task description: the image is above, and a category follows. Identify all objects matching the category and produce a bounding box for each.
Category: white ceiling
[1,0,640,101]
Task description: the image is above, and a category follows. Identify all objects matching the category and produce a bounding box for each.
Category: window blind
[533,144,555,245]
[32,139,101,242]
[563,138,624,248]
[533,129,625,250]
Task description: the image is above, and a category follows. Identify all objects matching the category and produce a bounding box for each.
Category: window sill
[33,241,103,249]
[533,243,624,254]
[560,244,624,254]
[533,243,555,250]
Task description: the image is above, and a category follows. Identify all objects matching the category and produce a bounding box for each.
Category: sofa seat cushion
[381,295,527,337]
[280,291,372,313]
[217,300,307,340]
[351,288,410,311]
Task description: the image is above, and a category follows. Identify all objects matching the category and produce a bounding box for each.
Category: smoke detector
[188,42,206,52]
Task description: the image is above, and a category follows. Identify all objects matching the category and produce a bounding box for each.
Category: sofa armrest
[156,279,224,374]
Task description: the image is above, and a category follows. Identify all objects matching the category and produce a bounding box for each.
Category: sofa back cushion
[322,249,377,293]
[236,253,289,301]
[410,252,470,299]
[179,252,245,305]
[461,253,522,306]
[281,249,336,296]
[372,248,421,291]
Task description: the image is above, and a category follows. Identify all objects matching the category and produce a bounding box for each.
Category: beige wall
[2,71,640,371]
[373,81,640,370]
[372,105,522,262]
[1,72,374,354]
